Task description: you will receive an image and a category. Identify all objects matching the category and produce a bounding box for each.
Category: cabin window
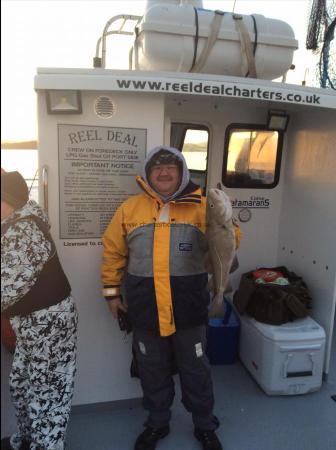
[181,129,208,172]
[171,123,209,190]
[223,124,283,189]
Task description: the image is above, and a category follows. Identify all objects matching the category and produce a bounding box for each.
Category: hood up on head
[143,146,190,202]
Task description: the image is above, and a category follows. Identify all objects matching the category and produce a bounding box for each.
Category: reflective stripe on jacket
[102,176,209,336]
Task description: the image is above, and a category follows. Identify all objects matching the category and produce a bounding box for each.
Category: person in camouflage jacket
[1,171,78,450]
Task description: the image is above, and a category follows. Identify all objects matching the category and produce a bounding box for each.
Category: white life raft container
[132,3,298,79]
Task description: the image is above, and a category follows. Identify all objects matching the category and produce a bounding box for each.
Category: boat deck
[67,353,336,450]
[2,321,335,450]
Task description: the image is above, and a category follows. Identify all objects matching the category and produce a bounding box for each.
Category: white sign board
[58,124,146,239]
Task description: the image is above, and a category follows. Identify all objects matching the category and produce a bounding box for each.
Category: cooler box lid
[247,316,326,342]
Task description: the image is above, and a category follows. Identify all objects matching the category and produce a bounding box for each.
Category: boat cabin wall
[277,108,336,374]
[165,96,336,374]
[32,87,336,409]
[37,91,165,406]
[165,96,285,276]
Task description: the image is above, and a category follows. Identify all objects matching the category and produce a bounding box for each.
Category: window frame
[171,123,210,174]
[222,123,284,189]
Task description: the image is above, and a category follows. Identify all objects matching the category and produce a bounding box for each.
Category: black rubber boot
[20,440,31,450]
[0,437,31,450]
[134,426,170,450]
[1,437,12,450]
[194,428,223,450]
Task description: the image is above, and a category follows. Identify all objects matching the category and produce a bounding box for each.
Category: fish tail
[209,292,226,318]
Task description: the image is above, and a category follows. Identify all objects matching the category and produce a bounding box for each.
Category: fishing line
[28,169,39,196]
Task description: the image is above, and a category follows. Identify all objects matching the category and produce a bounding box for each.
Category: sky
[1,0,315,142]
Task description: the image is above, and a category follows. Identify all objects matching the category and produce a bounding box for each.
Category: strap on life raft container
[189,9,258,77]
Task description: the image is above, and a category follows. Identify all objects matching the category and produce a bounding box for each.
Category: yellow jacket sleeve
[233,219,242,250]
[101,204,128,298]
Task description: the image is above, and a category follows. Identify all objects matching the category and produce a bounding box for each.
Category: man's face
[148,164,181,197]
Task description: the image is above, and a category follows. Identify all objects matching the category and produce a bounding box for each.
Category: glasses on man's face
[151,165,179,173]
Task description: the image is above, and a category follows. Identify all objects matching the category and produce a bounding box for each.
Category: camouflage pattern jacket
[1,200,70,317]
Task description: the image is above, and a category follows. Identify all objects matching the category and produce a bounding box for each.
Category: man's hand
[106,296,127,319]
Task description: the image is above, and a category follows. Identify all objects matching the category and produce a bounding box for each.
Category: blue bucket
[206,298,240,365]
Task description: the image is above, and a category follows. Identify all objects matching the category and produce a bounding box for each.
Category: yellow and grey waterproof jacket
[102,176,209,337]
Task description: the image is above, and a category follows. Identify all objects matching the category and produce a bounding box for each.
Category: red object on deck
[252,269,283,283]
[1,167,16,352]
[1,316,16,353]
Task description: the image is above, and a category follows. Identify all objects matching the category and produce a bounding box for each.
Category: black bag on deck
[233,266,312,325]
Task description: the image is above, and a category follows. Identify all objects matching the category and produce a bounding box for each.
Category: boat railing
[93,14,142,69]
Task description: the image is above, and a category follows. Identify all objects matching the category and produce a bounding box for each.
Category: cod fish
[206,188,236,318]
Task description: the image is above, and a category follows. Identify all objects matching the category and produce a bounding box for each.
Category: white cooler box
[239,315,326,395]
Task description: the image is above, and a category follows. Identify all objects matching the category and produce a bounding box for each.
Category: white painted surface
[165,92,335,375]
[239,315,326,395]
[145,0,204,8]
[22,68,335,407]
[37,91,165,405]
[277,108,336,373]
[165,95,284,287]
[134,4,297,79]
[34,68,336,110]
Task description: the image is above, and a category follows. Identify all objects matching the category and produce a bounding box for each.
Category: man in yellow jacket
[102,146,223,450]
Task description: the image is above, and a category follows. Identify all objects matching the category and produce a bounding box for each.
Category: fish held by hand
[206,188,236,318]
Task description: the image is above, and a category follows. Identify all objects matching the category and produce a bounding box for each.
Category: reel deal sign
[58,124,146,239]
